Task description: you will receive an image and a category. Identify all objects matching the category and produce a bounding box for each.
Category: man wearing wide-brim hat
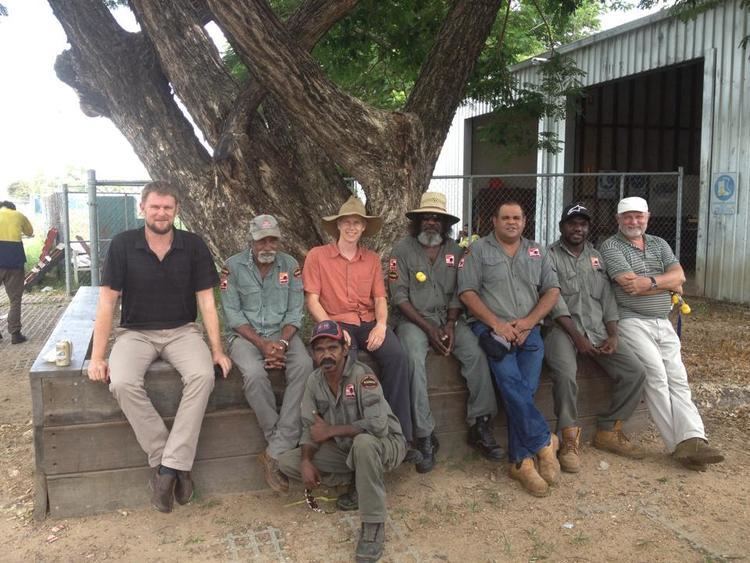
[388,192,504,473]
[303,196,415,452]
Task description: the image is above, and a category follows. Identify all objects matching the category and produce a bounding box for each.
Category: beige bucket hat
[322,196,383,238]
[406,191,460,225]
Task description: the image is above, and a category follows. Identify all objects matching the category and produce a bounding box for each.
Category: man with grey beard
[388,193,502,473]
[221,214,313,491]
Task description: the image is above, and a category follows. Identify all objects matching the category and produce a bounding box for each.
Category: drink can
[55,340,72,367]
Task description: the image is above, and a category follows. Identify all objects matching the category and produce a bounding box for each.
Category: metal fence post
[87,169,100,286]
[676,166,684,260]
[619,174,625,200]
[61,184,73,296]
[467,176,473,237]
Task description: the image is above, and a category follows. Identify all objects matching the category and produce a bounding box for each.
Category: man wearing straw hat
[388,192,503,473]
[303,196,415,453]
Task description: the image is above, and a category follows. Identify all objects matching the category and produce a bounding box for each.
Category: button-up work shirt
[221,249,303,337]
[458,235,560,322]
[300,359,403,452]
[302,243,386,325]
[547,239,618,346]
[388,236,463,325]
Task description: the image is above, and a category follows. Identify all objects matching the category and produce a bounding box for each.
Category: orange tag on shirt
[345,384,356,399]
[279,272,289,285]
[528,247,541,258]
[445,254,455,267]
[591,256,601,270]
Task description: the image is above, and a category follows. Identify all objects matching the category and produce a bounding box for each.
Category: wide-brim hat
[322,195,383,238]
[406,191,460,225]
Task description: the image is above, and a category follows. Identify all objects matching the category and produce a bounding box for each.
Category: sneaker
[536,434,561,485]
[673,437,724,465]
[355,522,385,562]
[11,332,27,345]
[468,415,504,461]
[509,458,549,497]
[559,427,581,473]
[258,451,290,493]
[592,421,646,459]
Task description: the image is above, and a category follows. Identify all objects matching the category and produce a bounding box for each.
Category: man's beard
[255,250,277,264]
[417,230,443,247]
[145,220,173,235]
[620,225,645,238]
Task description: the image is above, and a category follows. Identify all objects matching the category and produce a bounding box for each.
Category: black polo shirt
[102,227,219,330]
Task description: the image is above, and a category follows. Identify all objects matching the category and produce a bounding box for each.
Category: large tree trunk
[48,0,502,261]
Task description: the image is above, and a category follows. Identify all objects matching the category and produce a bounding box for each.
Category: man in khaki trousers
[88,181,231,513]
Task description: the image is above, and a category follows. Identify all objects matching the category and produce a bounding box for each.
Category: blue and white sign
[711,173,738,215]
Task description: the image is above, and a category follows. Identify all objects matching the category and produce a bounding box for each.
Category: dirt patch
[1,295,749,561]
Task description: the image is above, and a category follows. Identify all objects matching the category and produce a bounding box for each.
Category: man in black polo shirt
[88,181,231,513]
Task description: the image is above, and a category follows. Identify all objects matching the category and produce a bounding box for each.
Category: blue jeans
[471,322,550,463]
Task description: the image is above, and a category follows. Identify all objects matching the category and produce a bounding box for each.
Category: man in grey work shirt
[600,196,723,471]
[278,320,405,562]
[388,192,502,473]
[222,214,313,491]
[458,201,561,498]
[544,202,646,474]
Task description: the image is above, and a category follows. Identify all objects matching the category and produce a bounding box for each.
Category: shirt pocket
[559,271,580,296]
[238,286,262,315]
[482,255,508,284]
[588,270,608,300]
[519,258,543,290]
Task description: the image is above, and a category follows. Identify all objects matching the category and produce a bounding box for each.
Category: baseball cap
[560,202,592,222]
[249,214,281,240]
[310,320,345,344]
[617,197,649,214]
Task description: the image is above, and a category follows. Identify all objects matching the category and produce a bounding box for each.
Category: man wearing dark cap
[544,203,646,473]
[221,214,312,492]
[388,192,502,473]
[600,196,723,470]
[278,320,406,563]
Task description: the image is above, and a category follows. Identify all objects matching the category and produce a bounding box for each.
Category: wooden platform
[30,287,648,519]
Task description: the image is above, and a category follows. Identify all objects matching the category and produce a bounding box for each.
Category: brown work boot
[592,421,646,459]
[536,434,561,485]
[558,427,581,473]
[258,451,289,493]
[149,467,176,513]
[509,458,550,497]
[673,437,724,465]
[175,470,194,505]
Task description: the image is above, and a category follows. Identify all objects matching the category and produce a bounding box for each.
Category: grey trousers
[396,319,498,437]
[229,333,312,459]
[0,268,25,334]
[278,433,406,523]
[108,323,215,470]
[543,326,646,432]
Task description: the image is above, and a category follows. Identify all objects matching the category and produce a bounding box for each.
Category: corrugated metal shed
[436,0,750,303]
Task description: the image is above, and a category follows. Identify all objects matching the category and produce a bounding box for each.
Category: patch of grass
[656,476,669,483]
[526,527,552,561]
[571,531,590,545]
[501,532,513,556]
[198,498,221,509]
[635,539,655,549]
[184,536,205,545]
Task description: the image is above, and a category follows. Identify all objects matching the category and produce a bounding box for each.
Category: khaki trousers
[278,433,405,523]
[108,323,215,470]
[0,268,25,334]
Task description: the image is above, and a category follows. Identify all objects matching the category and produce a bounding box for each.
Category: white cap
[617,197,649,214]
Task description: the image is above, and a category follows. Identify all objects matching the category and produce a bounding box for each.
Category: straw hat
[322,196,383,238]
[406,192,460,225]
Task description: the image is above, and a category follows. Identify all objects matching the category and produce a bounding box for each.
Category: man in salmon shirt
[303,196,417,460]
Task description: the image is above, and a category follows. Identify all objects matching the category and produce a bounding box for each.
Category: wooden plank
[42,409,267,475]
[46,454,268,519]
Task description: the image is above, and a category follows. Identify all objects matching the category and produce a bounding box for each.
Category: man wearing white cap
[600,197,724,470]
[222,214,312,492]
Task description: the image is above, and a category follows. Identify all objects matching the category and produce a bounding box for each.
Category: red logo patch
[389,258,398,272]
[591,256,601,270]
[445,254,455,267]
[528,247,541,258]
[458,257,465,269]
[293,267,302,278]
[345,384,356,399]
[279,272,289,285]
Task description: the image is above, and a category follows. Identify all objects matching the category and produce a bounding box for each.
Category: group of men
[87,181,723,562]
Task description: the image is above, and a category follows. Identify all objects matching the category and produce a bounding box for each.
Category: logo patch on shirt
[458,257,465,269]
[528,247,541,258]
[388,271,399,281]
[293,267,302,278]
[389,258,398,272]
[445,254,455,267]
[220,266,230,291]
[345,384,356,399]
[591,256,602,270]
[361,375,379,390]
[279,272,289,285]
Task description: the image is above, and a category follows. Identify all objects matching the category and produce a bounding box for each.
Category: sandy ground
[1,292,749,562]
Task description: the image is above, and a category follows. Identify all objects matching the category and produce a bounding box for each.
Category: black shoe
[174,470,194,505]
[355,522,385,562]
[10,332,27,345]
[415,433,440,474]
[336,484,359,511]
[403,446,424,465]
[468,415,504,461]
[149,467,176,513]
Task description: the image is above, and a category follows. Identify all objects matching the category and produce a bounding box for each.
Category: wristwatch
[279,339,290,349]
[649,276,658,290]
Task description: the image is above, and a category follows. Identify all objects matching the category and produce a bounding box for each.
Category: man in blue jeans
[458,201,561,497]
